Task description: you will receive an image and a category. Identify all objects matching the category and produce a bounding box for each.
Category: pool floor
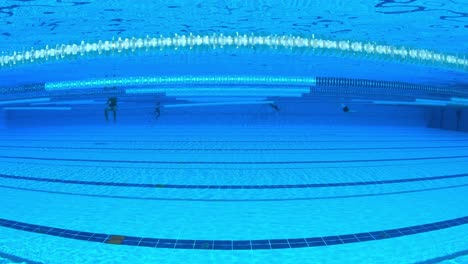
[0,124,467,263]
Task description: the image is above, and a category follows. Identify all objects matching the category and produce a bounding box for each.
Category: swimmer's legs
[104,107,116,122]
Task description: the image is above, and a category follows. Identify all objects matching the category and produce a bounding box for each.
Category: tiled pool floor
[0,125,467,263]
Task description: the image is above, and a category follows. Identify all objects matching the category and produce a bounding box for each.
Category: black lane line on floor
[0,173,467,189]
[1,139,468,143]
[1,155,468,164]
[416,249,468,264]
[1,145,468,151]
[0,132,451,137]
[0,251,43,264]
[1,183,467,202]
[0,216,466,250]
[2,158,467,170]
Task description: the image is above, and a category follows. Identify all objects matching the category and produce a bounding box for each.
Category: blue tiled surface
[3,144,467,151]
[0,154,468,164]
[0,216,466,250]
[194,240,214,250]
[1,172,467,190]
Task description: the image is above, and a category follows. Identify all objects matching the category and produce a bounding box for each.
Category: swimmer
[105,96,118,122]
[269,103,280,112]
[341,104,356,113]
[154,102,161,119]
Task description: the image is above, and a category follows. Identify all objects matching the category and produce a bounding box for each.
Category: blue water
[0,1,467,264]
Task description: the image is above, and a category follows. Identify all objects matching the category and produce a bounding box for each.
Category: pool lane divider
[0,216,466,250]
[1,172,467,189]
[2,34,466,71]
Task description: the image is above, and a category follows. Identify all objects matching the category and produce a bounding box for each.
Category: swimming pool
[0,1,467,263]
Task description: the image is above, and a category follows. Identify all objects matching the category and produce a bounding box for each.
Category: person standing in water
[105,96,118,122]
[154,102,161,119]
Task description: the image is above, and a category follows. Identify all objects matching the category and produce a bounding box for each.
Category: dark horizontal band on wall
[1,172,467,189]
[0,216,466,250]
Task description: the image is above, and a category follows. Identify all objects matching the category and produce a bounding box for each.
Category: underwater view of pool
[0,1,467,263]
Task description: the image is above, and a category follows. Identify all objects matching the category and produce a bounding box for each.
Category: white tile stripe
[163,101,275,108]
[2,107,71,110]
[0,98,50,105]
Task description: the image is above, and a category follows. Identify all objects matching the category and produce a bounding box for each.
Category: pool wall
[0,111,4,129]
[427,108,468,132]
[3,101,427,128]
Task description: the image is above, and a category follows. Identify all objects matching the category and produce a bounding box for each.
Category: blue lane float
[42,75,467,98]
